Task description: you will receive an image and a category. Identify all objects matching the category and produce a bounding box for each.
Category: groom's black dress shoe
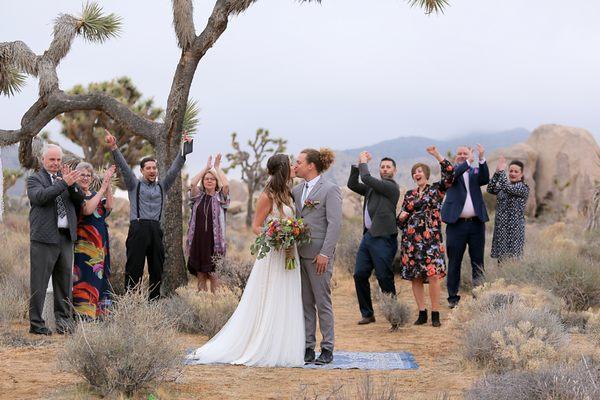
[304,348,316,363]
[315,349,333,365]
[29,326,52,336]
[357,316,376,325]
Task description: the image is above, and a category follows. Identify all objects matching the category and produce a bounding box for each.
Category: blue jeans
[353,232,398,318]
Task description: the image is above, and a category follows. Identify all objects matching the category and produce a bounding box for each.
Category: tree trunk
[245,183,254,228]
[0,147,4,222]
[157,138,188,295]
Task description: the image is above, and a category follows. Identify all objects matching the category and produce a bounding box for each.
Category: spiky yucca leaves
[0,65,26,97]
[408,0,449,14]
[172,0,196,49]
[76,2,123,43]
[183,99,200,136]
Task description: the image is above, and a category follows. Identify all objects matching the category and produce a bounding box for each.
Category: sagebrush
[60,286,182,397]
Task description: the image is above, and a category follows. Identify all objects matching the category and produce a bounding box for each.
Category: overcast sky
[1,0,599,173]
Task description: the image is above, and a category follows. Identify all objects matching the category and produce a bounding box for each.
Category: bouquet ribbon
[285,247,296,270]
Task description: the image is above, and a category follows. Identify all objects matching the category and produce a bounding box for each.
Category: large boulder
[228,179,247,203]
[487,142,538,216]
[526,124,600,219]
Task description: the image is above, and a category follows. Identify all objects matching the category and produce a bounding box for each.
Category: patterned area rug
[185,350,418,370]
[302,351,418,370]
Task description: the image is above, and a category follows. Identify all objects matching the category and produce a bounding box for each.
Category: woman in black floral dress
[487,156,529,262]
[397,146,466,327]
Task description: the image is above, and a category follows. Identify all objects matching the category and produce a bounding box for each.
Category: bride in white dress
[186,154,305,367]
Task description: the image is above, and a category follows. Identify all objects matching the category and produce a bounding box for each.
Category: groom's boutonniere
[304,199,320,209]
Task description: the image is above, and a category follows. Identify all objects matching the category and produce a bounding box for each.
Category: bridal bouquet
[250,217,311,270]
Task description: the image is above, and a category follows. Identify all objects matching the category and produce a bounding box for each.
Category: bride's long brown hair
[264,154,293,214]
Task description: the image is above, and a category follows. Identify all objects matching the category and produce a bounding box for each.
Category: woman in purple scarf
[186,154,230,292]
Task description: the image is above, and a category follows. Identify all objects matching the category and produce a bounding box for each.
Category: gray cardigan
[347,163,399,237]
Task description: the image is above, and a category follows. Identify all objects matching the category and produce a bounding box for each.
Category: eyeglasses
[80,174,93,179]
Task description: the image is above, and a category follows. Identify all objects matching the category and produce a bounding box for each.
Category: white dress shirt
[301,175,321,203]
[459,159,485,219]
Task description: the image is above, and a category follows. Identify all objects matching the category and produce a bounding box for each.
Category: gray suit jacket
[293,177,343,260]
[27,169,84,244]
[347,163,399,237]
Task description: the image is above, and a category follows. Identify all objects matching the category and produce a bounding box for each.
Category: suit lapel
[294,184,303,214]
[306,178,324,204]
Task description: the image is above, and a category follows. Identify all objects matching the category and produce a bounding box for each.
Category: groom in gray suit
[293,148,342,365]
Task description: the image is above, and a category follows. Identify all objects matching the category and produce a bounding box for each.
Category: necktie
[52,175,67,219]
[301,183,309,204]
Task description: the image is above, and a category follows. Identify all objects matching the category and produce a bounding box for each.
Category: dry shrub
[161,284,238,338]
[587,312,600,346]
[377,292,410,331]
[107,228,127,295]
[485,250,600,311]
[60,286,182,397]
[0,331,47,348]
[465,359,600,400]
[297,375,399,400]
[334,219,363,275]
[462,303,569,372]
[213,253,253,292]
[451,279,564,326]
[0,274,29,328]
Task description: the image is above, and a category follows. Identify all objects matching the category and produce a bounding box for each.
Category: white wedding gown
[186,204,305,367]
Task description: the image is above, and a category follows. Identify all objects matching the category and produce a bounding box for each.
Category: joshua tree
[0,0,449,293]
[224,129,287,227]
[56,77,163,175]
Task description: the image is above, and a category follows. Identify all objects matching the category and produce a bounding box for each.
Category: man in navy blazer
[441,144,489,308]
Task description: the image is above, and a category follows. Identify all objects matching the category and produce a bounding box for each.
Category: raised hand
[214,153,222,170]
[426,145,443,161]
[468,147,475,164]
[101,165,116,191]
[60,164,72,177]
[63,169,81,186]
[496,155,506,172]
[182,131,193,143]
[105,129,117,151]
[477,143,485,160]
[206,155,213,170]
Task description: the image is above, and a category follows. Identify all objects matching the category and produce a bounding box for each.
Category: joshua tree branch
[0,91,159,147]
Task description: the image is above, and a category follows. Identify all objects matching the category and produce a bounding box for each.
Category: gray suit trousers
[300,256,334,352]
[29,234,74,330]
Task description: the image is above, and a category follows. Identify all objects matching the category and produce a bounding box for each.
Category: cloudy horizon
[1,0,599,171]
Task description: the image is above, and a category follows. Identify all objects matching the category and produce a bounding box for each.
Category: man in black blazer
[348,151,400,325]
[27,144,84,335]
[441,144,489,308]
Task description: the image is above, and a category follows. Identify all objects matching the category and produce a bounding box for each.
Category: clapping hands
[496,155,507,172]
[359,151,372,165]
[60,165,81,186]
[100,165,116,192]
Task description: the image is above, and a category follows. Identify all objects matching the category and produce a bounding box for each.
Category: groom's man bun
[301,148,336,173]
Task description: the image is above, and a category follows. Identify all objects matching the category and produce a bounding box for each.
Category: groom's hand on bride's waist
[313,254,329,274]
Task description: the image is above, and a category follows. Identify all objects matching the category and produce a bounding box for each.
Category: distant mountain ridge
[326,128,530,186]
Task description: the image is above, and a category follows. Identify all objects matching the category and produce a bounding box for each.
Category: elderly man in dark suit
[27,144,84,335]
[441,144,490,308]
[348,151,400,325]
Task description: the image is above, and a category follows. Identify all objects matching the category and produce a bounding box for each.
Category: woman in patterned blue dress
[397,146,459,327]
[72,163,115,319]
[487,156,529,262]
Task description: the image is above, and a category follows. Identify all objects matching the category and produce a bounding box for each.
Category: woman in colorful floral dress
[186,154,230,292]
[397,146,469,327]
[72,163,115,319]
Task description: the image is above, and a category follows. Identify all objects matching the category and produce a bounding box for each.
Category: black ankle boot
[431,311,441,327]
[414,309,428,325]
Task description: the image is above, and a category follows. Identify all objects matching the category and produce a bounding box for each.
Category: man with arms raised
[105,130,193,300]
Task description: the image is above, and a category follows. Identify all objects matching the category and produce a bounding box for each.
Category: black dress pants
[446,218,485,304]
[125,219,165,300]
